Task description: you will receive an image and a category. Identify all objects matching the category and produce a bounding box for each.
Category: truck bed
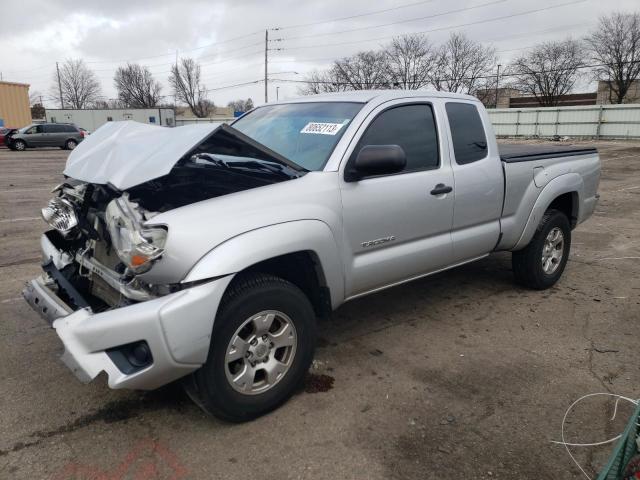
[499,144,597,163]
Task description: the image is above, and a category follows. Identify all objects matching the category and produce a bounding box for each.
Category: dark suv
[7,123,84,151]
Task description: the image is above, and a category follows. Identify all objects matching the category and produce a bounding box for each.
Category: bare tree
[429,33,496,93]
[586,12,640,104]
[29,90,43,106]
[227,98,254,112]
[510,39,585,106]
[384,34,436,89]
[114,63,162,108]
[169,58,213,117]
[298,69,349,95]
[333,51,390,90]
[50,59,102,109]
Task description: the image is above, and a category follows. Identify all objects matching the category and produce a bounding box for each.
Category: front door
[24,125,45,146]
[340,102,455,298]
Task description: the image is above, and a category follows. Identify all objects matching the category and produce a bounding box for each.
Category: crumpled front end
[23,269,231,390]
[22,121,305,390]
[22,180,234,390]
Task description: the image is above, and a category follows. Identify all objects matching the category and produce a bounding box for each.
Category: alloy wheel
[224,310,297,395]
[542,227,564,275]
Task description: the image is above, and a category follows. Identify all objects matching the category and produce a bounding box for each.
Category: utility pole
[276,86,280,101]
[494,64,502,109]
[174,50,178,108]
[56,62,65,109]
[264,29,268,103]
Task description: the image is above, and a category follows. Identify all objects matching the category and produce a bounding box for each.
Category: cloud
[2,0,639,106]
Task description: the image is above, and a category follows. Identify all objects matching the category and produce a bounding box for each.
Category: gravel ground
[0,141,638,480]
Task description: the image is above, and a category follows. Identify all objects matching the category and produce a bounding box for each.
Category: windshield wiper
[194,153,299,178]
[217,124,308,173]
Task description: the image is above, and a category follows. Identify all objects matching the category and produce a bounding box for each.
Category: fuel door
[533,166,550,188]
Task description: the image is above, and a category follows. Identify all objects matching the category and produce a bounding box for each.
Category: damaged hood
[64,121,219,190]
[64,121,306,190]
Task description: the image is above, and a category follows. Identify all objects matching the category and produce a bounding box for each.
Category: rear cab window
[445,102,488,165]
[351,103,439,175]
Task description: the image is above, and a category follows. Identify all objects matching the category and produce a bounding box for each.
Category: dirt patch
[0,384,192,457]
[304,373,335,393]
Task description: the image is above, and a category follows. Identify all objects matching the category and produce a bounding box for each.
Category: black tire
[512,209,571,290]
[11,139,26,151]
[185,273,317,422]
[65,139,77,150]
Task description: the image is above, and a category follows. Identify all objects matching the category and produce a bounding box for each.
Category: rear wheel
[512,209,571,289]
[65,139,77,150]
[11,139,26,151]
[185,273,317,422]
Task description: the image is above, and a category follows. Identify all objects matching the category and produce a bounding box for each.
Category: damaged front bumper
[22,236,233,390]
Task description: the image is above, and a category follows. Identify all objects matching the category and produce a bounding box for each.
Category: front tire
[186,273,317,422]
[512,209,571,290]
[11,139,26,151]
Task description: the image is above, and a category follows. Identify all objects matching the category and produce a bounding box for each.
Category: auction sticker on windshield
[300,122,345,135]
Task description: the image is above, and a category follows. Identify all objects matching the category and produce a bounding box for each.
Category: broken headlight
[41,197,78,235]
[105,196,167,274]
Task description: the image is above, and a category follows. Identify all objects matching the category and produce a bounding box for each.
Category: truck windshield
[232,102,364,171]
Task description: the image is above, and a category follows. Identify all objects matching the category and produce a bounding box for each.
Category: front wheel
[512,209,571,290]
[185,273,317,422]
[11,139,26,151]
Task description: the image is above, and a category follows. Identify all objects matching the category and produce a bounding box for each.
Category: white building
[45,108,175,131]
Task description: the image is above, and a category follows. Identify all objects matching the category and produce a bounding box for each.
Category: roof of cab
[275,89,479,104]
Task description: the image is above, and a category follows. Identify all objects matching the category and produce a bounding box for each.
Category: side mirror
[346,145,407,182]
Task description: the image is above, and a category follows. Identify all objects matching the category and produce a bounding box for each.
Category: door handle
[430,184,453,195]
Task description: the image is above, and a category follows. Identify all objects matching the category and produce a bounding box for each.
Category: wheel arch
[228,251,331,318]
[513,173,583,251]
[11,137,27,149]
[183,220,344,313]
[548,191,579,228]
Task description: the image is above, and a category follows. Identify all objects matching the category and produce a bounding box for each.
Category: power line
[280,0,587,51]
[84,32,264,65]
[1,31,264,74]
[273,0,436,31]
[269,22,590,66]
[202,79,263,92]
[283,0,508,41]
[272,60,640,86]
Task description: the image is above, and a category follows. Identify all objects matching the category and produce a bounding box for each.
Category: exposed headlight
[105,197,167,274]
[41,197,78,235]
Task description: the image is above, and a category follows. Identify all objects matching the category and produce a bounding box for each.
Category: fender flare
[513,173,583,250]
[183,220,344,308]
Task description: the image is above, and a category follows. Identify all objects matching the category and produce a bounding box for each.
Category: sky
[0,0,637,109]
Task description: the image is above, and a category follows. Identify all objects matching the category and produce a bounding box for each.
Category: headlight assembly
[105,196,167,274]
[41,197,78,235]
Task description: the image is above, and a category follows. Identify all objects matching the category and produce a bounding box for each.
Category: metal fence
[487,103,640,139]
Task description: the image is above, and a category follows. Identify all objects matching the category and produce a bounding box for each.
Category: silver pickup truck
[22,90,600,421]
